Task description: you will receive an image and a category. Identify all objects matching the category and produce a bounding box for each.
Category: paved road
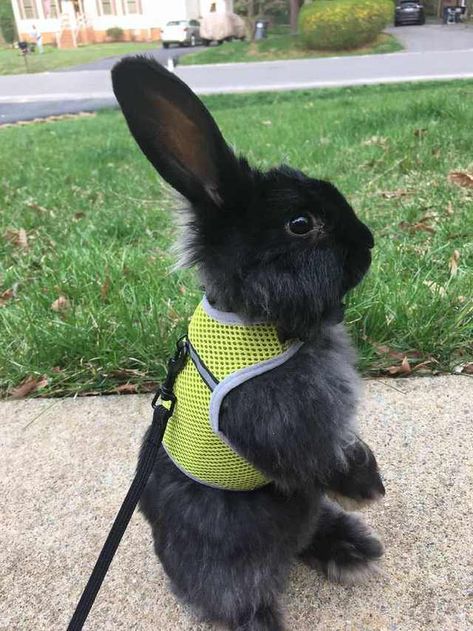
[1,24,472,125]
[1,377,471,630]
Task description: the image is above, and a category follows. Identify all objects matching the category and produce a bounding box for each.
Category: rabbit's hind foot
[299,497,384,585]
[234,603,285,631]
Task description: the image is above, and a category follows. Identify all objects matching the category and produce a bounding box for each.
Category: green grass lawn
[0,42,158,75]
[1,81,472,397]
[180,32,402,65]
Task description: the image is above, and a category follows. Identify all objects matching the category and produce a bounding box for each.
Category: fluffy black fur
[112,56,385,631]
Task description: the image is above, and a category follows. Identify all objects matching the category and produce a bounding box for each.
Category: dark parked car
[394,1,425,25]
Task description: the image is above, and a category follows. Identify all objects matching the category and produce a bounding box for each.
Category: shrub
[106,26,125,42]
[299,0,393,50]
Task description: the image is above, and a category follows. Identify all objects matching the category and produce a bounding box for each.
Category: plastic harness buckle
[152,335,188,416]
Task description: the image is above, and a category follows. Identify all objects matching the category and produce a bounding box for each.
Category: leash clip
[152,335,188,413]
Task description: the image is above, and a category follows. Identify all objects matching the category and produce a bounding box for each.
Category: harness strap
[187,337,219,391]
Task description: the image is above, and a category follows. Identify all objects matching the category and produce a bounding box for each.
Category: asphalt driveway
[385,22,473,52]
[66,24,473,73]
[61,43,204,72]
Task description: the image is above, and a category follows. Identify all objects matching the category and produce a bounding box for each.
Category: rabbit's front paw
[327,437,385,510]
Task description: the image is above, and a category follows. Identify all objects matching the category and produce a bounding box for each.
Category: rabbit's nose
[361,223,375,249]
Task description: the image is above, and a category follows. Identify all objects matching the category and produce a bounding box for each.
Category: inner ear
[112,56,236,206]
[156,97,218,187]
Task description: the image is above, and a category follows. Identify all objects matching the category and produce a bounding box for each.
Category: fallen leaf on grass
[411,359,438,373]
[414,128,428,138]
[448,250,460,277]
[448,171,473,188]
[51,295,70,312]
[117,382,159,394]
[386,356,411,376]
[4,228,29,250]
[115,383,138,394]
[1,112,96,129]
[140,382,159,393]
[452,362,473,375]
[381,189,409,199]
[9,375,48,399]
[90,381,159,396]
[410,362,438,376]
[373,342,427,368]
[26,201,49,214]
[0,288,15,307]
[372,342,405,361]
[423,280,447,298]
[167,309,181,324]
[362,136,388,147]
[108,368,146,378]
[399,219,435,234]
[100,276,111,300]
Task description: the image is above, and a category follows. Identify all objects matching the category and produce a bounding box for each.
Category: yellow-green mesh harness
[162,297,302,491]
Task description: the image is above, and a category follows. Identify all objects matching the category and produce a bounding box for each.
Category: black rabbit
[112,57,385,631]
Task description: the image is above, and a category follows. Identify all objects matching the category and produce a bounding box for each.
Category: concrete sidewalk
[0,376,471,631]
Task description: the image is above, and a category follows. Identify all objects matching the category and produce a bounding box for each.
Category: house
[10,0,234,48]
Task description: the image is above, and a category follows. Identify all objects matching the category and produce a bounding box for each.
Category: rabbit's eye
[287,214,314,236]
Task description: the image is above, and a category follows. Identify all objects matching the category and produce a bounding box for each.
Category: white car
[161,20,201,48]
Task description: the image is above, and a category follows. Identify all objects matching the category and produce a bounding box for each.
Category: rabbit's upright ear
[112,56,239,206]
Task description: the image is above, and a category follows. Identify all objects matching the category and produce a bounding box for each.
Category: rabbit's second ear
[112,56,237,206]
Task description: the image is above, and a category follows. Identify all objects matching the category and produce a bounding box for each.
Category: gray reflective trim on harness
[209,340,304,440]
[187,338,219,392]
[202,296,264,326]
[187,334,304,455]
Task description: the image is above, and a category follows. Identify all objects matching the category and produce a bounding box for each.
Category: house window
[122,0,141,13]
[19,0,39,19]
[97,0,116,15]
[42,0,62,18]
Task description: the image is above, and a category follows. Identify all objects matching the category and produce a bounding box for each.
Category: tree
[0,0,17,44]
[234,0,304,37]
[235,0,290,17]
[289,0,305,34]
[235,0,280,39]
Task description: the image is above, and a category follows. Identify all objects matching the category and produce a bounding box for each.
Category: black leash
[67,338,188,631]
